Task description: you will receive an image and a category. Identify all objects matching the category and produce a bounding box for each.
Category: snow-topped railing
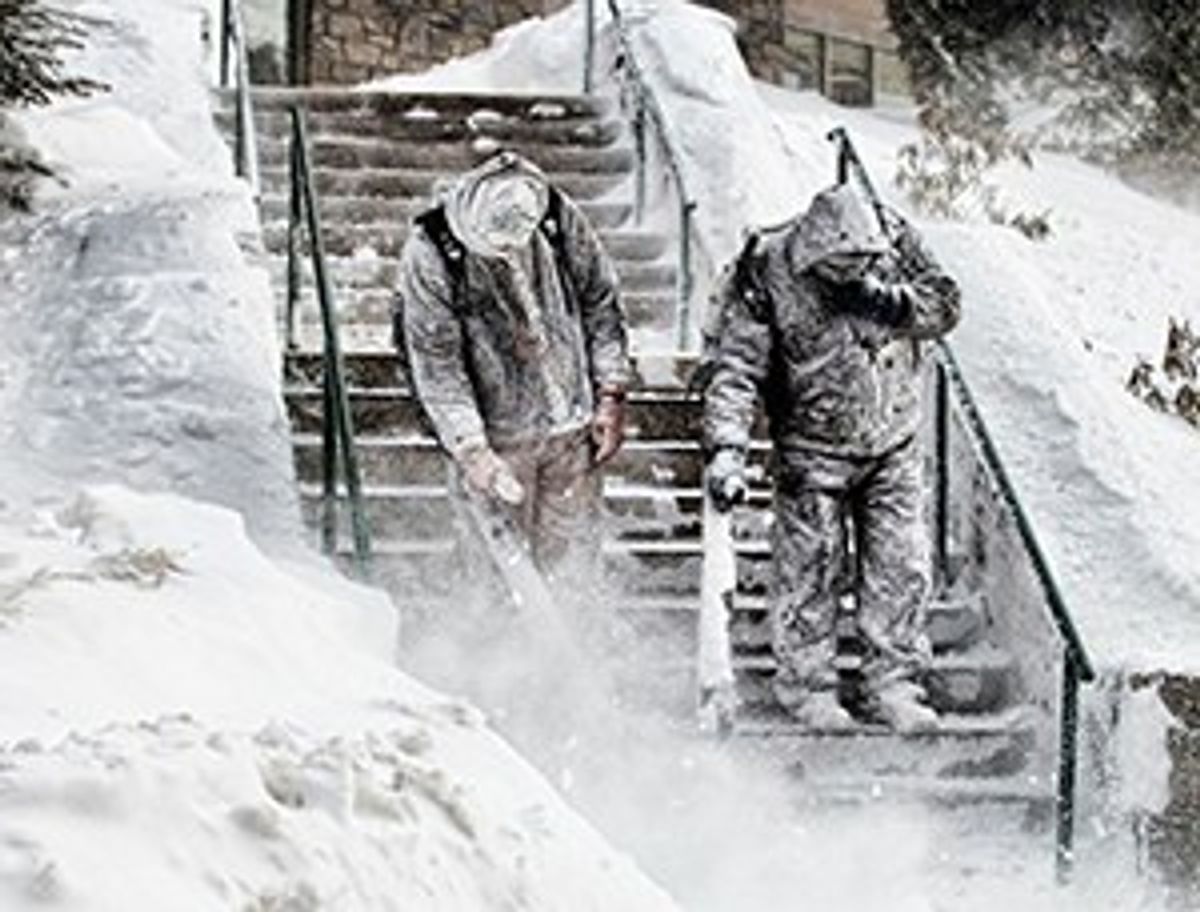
[218,0,261,199]
[933,340,1097,883]
[601,0,717,351]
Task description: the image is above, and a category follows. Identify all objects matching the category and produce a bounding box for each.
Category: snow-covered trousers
[448,427,602,637]
[770,435,932,700]
[490,426,600,574]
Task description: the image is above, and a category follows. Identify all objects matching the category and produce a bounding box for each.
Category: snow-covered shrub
[0,0,105,209]
[895,136,1052,240]
[1128,319,1200,429]
[886,0,1200,203]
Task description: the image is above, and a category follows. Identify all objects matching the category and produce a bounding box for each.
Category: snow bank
[364,2,595,95]
[1,0,300,547]
[0,487,680,911]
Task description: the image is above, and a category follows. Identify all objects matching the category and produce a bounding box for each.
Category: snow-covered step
[253,134,635,175]
[219,87,614,120]
[281,289,676,341]
[267,252,676,296]
[725,708,1038,782]
[291,434,769,490]
[735,645,1017,715]
[217,107,626,147]
[297,486,770,552]
[282,386,719,439]
[259,195,635,230]
[256,165,628,203]
[622,592,987,655]
[261,221,670,262]
[283,351,699,390]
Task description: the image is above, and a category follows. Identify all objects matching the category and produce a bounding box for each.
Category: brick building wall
[301,0,569,85]
[696,0,903,103]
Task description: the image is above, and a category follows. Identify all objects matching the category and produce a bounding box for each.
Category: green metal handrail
[288,106,372,577]
[602,0,713,350]
[933,339,1096,883]
[219,0,260,198]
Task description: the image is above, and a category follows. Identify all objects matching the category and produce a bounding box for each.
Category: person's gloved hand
[457,442,525,505]
[707,448,747,514]
[824,272,913,328]
[592,388,626,465]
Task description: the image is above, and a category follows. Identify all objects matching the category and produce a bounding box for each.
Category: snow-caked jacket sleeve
[886,214,962,340]
[702,268,773,456]
[558,192,632,393]
[399,230,487,454]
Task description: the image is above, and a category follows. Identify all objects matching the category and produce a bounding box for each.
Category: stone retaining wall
[303,0,569,84]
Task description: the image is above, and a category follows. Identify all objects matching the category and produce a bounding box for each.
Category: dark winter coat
[703,187,961,459]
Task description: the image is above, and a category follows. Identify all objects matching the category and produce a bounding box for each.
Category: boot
[775,686,856,729]
[867,680,939,733]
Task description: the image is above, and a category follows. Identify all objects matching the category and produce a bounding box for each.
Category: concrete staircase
[215,86,1055,835]
[216,88,680,352]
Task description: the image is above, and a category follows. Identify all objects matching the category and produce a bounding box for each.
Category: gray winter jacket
[703,186,961,460]
[399,155,631,454]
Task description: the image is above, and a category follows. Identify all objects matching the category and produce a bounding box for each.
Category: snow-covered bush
[1128,319,1200,429]
[0,0,104,209]
[886,0,1200,212]
[895,135,1052,240]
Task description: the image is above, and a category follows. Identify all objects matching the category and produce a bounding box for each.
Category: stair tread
[734,644,1014,675]
[731,706,1030,739]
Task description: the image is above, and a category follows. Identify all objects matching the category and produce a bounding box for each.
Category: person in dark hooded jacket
[702,183,961,731]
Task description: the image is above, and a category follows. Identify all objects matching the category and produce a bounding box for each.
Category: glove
[825,273,913,328]
[456,442,525,505]
[706,448,747,514]
[591,388,626,465]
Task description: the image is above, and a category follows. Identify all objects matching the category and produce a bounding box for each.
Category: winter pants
[449,426,602,638]
[770,435,932,702]
[490,426,600,575]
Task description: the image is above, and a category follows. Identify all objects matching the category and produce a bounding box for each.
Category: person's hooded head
[442,150,551,259]
[789,182,889,281]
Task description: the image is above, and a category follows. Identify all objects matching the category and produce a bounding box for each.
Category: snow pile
[365,0,810,267]
[0,487,680,911]
[0,0,298,545]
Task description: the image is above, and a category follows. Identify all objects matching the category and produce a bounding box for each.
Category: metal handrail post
[292,107,372,576]
[1056,654,1082,883]
[220,0,232,88]
[633,100,647,224]
[583,0,596,94]
[677,200,696,350]
[935,361,950,583]
[285,139,302,351]
[231,4,261,198]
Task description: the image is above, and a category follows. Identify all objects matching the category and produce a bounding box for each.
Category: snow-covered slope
[0,0,298,546]
[0,488,679,911]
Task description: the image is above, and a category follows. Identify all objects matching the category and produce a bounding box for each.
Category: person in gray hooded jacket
[397,151,631,574]
[702,183,961,731]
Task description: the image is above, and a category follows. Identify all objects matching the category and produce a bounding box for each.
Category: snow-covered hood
[787,182,890,275]
[442,150,551,258]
